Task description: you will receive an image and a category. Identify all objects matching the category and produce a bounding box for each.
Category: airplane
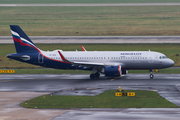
[7,25,175,79]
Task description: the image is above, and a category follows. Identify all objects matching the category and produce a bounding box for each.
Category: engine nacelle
[104,65,121,77]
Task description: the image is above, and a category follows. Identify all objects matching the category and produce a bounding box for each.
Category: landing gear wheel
[90,72,100,79]
[95,72,100,78]
[90,74,96,79]
[149,69,154,79]
[150,74,154,79]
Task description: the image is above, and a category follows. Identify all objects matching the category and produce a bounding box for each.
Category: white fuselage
[41,50,174,70]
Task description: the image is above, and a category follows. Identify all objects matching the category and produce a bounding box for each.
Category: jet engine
[104,65,121,77]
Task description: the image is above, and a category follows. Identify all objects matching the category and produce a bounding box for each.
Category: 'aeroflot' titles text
[120,53,142,55]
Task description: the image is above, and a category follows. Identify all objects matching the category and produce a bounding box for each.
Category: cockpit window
[159,56,168,59]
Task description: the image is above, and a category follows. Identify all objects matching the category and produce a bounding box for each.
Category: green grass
[2,68,180,74]
[0,0,180,4]
[21,90,179,108]
[129,68,180,74]
[3,69,91,74]
[1,6,180,36]
[2,43,180,69]
[0,68,179,74]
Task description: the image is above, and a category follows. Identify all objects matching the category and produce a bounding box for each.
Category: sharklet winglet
[81,46,86,51]
[58,51,70,63]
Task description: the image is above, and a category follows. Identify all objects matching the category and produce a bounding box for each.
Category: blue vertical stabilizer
[10,25,39,53]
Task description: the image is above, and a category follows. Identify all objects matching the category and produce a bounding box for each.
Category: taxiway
[0,74,180,119]
[1,3,180,7]
[1,36,180,44]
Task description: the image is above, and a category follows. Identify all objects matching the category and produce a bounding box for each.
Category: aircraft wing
[72,61,104,66]
[71,61,125,69]
[58,50,125,68]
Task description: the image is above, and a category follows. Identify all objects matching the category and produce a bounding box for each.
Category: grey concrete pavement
[53,108,180,120]
[0,92,66,120]
[1,36,180,43]
[1,3,180,7]
[0,73,180,120]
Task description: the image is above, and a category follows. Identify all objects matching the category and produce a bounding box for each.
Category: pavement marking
[110,76,123,81]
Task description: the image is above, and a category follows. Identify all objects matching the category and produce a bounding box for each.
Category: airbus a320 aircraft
[7,25,174,79]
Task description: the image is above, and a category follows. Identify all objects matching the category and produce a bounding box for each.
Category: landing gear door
[38,53,44,63]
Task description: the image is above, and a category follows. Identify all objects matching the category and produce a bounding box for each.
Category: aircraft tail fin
[10,25,39,53]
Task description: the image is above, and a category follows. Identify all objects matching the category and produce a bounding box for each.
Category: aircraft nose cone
[168,59,175,67]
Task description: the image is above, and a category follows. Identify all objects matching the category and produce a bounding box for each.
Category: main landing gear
[90,72,100,79]
[149,69,154,79]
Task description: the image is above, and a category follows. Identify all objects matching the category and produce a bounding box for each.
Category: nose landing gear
[149,69,154,79]
[150,73,154,79]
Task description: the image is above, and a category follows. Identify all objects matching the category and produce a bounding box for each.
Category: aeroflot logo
[120,53,142,55]
[11,30,37,48]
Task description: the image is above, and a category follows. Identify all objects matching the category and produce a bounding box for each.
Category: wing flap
[72,62,104,66]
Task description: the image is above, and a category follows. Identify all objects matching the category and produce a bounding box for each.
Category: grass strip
[21,90,179,108]
[1,6,180,36]
[0,68,179,74]
[3,69,91,74]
